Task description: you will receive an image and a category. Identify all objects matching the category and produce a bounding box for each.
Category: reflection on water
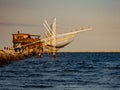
[0,53,120,90]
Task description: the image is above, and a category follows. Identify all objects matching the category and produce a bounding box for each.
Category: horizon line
[58,50,120,53]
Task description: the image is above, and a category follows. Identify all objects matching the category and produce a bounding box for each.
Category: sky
[0,0,120,51]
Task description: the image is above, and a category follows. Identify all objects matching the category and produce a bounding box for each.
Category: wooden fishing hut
[12,31,43,55]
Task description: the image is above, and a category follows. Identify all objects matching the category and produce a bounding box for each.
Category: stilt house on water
[12,31,42,54]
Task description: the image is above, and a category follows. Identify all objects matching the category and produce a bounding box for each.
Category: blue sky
[0,0,120,51]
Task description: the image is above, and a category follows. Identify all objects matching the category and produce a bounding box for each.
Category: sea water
[0,52,120,90]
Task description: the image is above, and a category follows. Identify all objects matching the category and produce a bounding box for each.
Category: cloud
[0,22,41,27]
